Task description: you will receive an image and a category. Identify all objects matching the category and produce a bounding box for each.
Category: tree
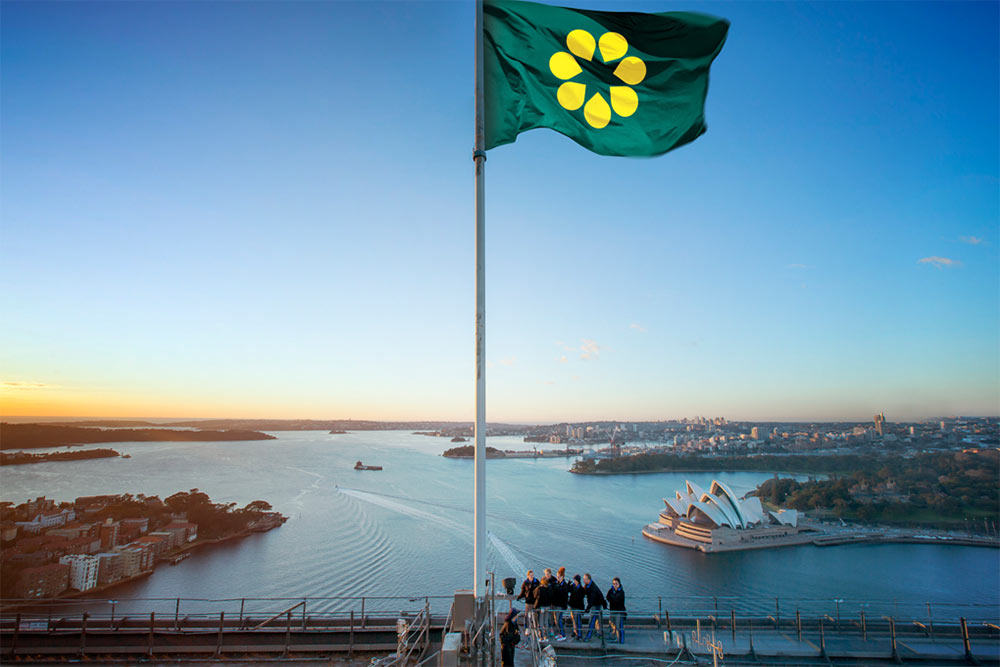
[244,500,272,512]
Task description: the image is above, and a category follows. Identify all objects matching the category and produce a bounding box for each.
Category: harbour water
[2,431,997,619]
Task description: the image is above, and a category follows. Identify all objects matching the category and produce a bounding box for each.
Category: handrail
[251,600,305,631]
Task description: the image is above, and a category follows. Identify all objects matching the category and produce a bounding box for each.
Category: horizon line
[3,413,996,426]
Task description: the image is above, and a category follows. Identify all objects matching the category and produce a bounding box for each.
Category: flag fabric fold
[484,0,729,156]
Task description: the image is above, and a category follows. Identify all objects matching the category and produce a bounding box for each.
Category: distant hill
[0,423,276,450]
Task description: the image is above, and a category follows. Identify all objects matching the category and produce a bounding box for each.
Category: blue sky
[1,0,997,422]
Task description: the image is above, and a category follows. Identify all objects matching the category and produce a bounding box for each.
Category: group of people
[500,567,626,666]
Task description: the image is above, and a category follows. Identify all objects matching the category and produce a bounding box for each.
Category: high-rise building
[59,554,100,591]
[750,426,761,440]
[873,412,886,437]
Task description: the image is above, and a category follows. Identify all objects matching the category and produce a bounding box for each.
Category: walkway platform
[528,621,1000,665]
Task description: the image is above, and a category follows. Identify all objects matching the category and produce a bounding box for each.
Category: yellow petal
[609,86,638,117]
[549,51,582,80]
[598,32,628,63]
[613,56,646,86]
[557,81,587,110]
[583,92,611,129]
[566,29,595,61]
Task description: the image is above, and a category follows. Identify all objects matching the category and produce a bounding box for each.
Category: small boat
[354,460,383,471]
[169,553,190,565]
[121,454,132,459]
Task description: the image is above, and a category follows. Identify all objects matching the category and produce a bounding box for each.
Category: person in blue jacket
[581,573,606,641]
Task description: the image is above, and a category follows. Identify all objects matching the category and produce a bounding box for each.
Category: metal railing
[0,593,453,623]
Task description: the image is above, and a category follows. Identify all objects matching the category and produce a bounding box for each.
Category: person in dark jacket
[499,610,521,667]
[567,574,585,639]
[550,566,569,640]
[581,573,607,641]
[515,570,540,637]
[606,577,626,643]
[535,576,552,637]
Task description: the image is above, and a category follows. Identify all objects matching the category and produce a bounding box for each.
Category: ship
[354,460,383,471]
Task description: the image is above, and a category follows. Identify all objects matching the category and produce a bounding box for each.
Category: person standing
[606,577,626,643]
[550,567,569,640]
[581,573,606,642]
[535,575,553,638]
[499,610,521,667]
[516,570,540,638]
[567,574,585,640]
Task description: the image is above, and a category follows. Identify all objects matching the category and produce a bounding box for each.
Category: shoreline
[444,453,580,460]
[570,467,825,476]
[0,520,287,608]
[642,525,1000,553]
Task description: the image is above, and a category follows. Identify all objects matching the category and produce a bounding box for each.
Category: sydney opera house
[642,480,809,552]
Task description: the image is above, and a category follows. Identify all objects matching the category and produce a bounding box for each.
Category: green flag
[484,0,728,156]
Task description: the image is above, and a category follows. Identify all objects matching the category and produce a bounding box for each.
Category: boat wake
[287,466,324,508]
[488,531,526,576]
[336,486,467,535]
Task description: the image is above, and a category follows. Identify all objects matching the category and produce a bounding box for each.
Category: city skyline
[2,1,998,422]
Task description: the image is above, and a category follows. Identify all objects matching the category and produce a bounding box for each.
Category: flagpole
[472,0,487,599]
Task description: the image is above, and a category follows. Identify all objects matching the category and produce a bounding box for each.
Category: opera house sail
[642,480,811,552]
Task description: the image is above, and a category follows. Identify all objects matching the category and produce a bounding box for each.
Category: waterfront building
[132,534,168,558]
[59,554,101,591]
[148,530,179,550]
[13,562,70,599]
[643,480,806,553]
[96,551,125,584]
[99,518,120,549]
[165,521,198,543]
[113,544,152,576]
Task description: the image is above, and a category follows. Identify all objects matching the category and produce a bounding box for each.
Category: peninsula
[1,448,121,466]
[443,444,584,459]
[1,491,286,601]
[1,423,276,450]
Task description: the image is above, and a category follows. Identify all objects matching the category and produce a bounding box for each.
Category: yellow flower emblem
[549,29,647,129]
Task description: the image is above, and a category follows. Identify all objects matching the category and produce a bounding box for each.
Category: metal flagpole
[472,0,487,599]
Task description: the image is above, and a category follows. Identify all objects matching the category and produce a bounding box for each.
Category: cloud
[1,381,57,391]
[629,323,647,333]
[917,256,960,268]
[959,236,984,245]
[497,356,516,367]
[785,263,812,269]
[580,339,600,360]
[555,338,603,361]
